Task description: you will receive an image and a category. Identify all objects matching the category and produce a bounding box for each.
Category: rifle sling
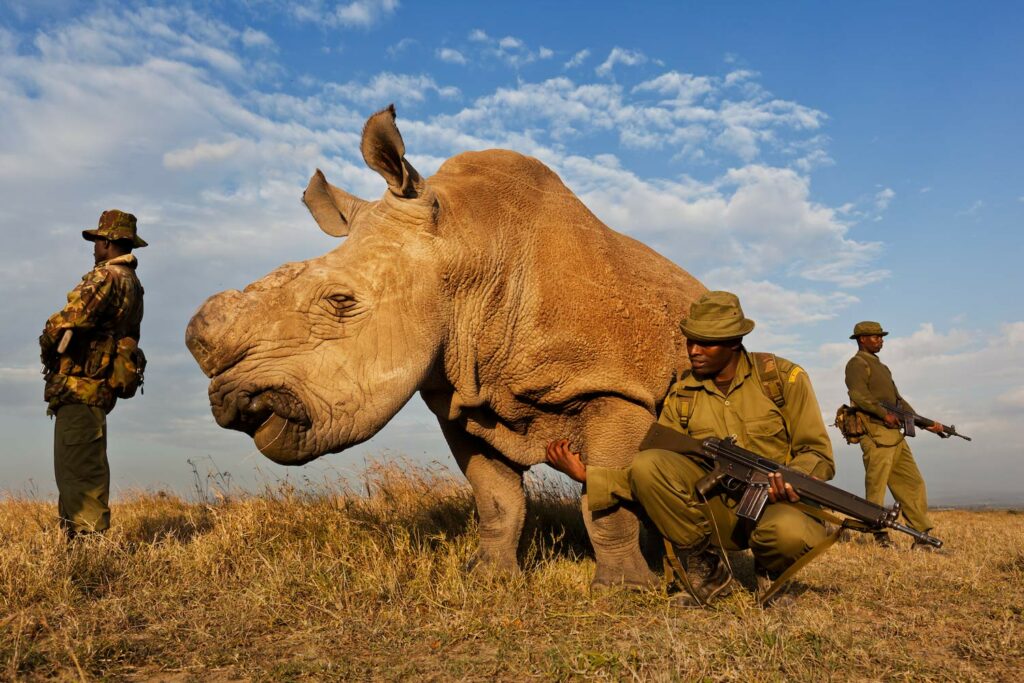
[756,503,873,605]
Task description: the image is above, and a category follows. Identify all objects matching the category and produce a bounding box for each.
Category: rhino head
[186,105,447,464]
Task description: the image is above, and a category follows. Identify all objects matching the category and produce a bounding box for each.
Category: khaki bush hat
[850,321,888,339]
[679,291,755,343]
[82,209,148,248]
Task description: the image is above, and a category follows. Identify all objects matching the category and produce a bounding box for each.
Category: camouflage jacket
[40,254,144,413]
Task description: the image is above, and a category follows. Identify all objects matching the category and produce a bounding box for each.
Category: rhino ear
[361,104,423,198]
[302,169,368,238]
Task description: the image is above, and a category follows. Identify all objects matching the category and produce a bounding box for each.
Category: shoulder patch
[788,366,805,383]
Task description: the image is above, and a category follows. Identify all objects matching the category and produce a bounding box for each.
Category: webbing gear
[675,352,786,429]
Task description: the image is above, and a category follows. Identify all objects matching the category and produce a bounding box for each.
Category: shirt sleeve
[784,367,835,480]
[584,466,635,511]
[845,357,887,420]
[656,387,689,434]
[42,268,115,342]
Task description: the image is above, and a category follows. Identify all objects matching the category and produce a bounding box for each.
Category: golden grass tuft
[2,462,1022,681]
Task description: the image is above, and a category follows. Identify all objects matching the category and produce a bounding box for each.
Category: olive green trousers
[630,448,827,575]
[54,403,110,534]
[859,434,933,533]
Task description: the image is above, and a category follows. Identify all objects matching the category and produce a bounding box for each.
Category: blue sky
[1,1,1021,504]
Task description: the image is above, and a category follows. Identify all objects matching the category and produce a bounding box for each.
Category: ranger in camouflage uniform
[547,292,834,606]
[845,321,943,549]
[40,210,146,538]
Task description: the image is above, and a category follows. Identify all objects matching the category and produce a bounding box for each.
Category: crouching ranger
[547,291,834,605]
[39,210,146,538]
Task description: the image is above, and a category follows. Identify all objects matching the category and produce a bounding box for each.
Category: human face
[858,334,884,354]
[92,238,110,265]
[686,339,741,380]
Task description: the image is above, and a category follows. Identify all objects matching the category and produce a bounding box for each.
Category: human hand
[766,471,800,503]
[884,412,901,429]
[927,421,949,438]
[545,439,587,483]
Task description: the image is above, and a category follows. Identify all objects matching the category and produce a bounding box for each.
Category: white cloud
[335,0,400,28]
[241,28,274,49]
[0,26,18,55]
[498,36,523,50]
[436,47,466,65]
[564,48,590,69]
[538,46,553,60]
[327,72,460,106]
[468,28,489,42]
[387,37,416,58]
[874,187,895,211]
[596,47,647,77]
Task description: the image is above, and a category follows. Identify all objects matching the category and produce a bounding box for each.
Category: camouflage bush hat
[850,321,888,339]
[679,291,755,343]
[82,209,148,248]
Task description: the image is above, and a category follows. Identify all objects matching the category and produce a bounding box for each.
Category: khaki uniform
[845,350,933,532]
[587,351,834,575]
[40,253,144,534]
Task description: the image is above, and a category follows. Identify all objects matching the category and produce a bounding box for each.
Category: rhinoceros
[186,105,705,588]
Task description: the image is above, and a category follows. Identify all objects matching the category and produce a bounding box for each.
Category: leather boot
[669,541,734,607]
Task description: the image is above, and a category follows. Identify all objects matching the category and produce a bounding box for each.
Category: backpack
[109,337,146,399]
[673,352,786,429]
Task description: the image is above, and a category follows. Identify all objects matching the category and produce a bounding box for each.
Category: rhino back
[427,150,704,415]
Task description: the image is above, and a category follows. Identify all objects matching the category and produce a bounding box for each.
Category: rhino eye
[322,293,359,318]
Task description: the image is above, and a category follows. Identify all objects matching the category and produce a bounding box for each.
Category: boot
[873,531,894,549]
[669,541,733,607]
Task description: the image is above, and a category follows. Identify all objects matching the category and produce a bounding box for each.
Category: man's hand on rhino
[545,439,587,483]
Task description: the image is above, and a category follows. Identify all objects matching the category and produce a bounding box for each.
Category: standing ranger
[547,291,834,606]
[40,210,146,539]
[844,321,943,549]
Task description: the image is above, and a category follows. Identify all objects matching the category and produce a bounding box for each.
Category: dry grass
[2,461,1022,682]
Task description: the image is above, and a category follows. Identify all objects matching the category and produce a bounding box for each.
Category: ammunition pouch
[109,337,146,399]
[84,336,116,379]
[834,404,867,444]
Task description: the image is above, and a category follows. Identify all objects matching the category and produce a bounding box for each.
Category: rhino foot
[590,550,658,591]
[465,546,521,575]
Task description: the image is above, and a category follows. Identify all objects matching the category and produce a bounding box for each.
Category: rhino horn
[361,104,423,199]
[302,169,368,238]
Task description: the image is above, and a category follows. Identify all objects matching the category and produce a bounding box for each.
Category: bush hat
[850,321,888,340]
[679,291,755,343]
[82,209,148,248]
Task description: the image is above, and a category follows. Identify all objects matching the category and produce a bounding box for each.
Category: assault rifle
[880,400,971,441]
[640,424,943,548]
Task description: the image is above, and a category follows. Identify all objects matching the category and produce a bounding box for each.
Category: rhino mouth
[212,382,310,435]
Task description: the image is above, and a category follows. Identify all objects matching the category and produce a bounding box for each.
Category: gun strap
[757,503,874,605]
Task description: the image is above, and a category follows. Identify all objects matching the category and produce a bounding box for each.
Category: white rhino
[186,106,705,588]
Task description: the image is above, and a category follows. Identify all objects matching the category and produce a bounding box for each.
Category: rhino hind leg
[440,422,525,573]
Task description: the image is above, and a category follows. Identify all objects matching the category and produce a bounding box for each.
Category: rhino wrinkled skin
[186,106,706,587]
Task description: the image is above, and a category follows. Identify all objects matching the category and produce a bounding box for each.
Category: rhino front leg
[439,421,525,572]
[581,399,659,590]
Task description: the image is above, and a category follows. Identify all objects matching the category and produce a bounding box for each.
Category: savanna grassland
[2,462,1022,682]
